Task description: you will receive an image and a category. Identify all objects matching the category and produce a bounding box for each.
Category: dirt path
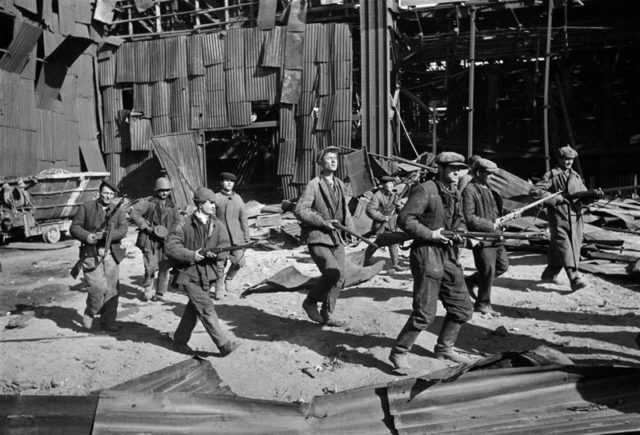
[1,228,639,401]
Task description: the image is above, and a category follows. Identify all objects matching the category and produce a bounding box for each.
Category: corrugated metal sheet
[316,94,335,131]
[75,0,94,24]
[77,97,98,140]
[98,55,116,87]
[0,19,42,74]
[189,75,207,129]
[316,23,332,63]
[245,66,278,102]
[187,33,205,77]
[332,120,351,147]
[301,62,317,92]
[80,139,107,171]
[108,358,235,394]
[333,59,351,90]
[277,138,296,176]
[303,23,319,64]
[151,115,171,136]
[62,72,78,121]
[102,120,122,153]
[279,104,295,139]
[115,42,136,83]
[227,101,251,127]
[169,77,189,120]
[205,89,227,127]
[205,63,225,91]
[14,0,37,14]
[293,149,314,184]
[244,27,262,68]
[102,86,123,121]
[284,31,304,70]
[297,91,315,117]
[280,174,298,200]
[133,82,152,116]
[20,48,37,81]
[66,120,80,166]
[148,39,166,82]
[317,62,333,96]
[58,0,76,36]
[225,67,246,102]
[129,116,152,151]
[334,23,352,61]
[75,54,95,98]
[134,40,151,82]
[165,36,188,80]
[201,32,224,66]
[257,0,277,30]
[150,80,170,117]
[35,62,67,111]
[280,68,301,104]
[315,130,332,149]
[299,115,315,149]
[105,153,123,187]
[261,26,285,68]
[152,132,203,209]
[225,28,244,70]
[334,88,351,121]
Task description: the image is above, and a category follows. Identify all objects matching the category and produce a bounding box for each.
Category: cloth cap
[474,158,499,173]
[468,155,482,166]
[558,145,578,158]
[316,146,341,164]
[381,176,395,183]
[154,177,172,190]
[99,177,119,194]
[193,186,216,204]
[220,172,237,182]
[435,151,468,168]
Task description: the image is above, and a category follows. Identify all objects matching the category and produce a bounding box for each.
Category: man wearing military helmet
[130,176,181,301]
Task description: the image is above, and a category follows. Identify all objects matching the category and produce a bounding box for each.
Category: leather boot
[434,320,473,365]
[302,298,323,323]
[389,350,411,373]
[464,274,478,300]
[320,308,346,328]
[219,340,241,356]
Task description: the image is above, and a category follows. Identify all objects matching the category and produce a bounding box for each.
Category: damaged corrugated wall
[100,18,353,199]
[0,1,100,178]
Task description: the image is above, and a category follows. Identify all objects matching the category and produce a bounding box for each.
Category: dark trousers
[542,264,580,281]
[393,245,473,354]
[307,243,346,314]
[468,244,509,308]
[364,243,399,266]
[174,281,229,349]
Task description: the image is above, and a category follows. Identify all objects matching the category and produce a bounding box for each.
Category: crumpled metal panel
[201,32,224,66]
[286,0,306,32]
[0,19,42,74]
[148,39,166,82]
[115,42,136,83]
[165,36,188,80]
[388,365,640,435]
[187,33,205,77]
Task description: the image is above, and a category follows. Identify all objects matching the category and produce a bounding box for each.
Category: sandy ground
[1,227,639,402]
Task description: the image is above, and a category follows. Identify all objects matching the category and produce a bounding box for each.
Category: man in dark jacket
[531,146,600,291]
[294,146,356,328]
[130,177,181,302]
[70,178,128,332]
[213,172,250,299]
[462,158,509,315]
[389,152,475,372]
[364,175,402,270]
[166,186,240,356]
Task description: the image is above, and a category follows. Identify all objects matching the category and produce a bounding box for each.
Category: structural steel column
[360,0,392,157]
[543,0,553,173]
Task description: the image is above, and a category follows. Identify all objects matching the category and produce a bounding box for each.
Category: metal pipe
[543,0,554,173]
[467,7,476,158]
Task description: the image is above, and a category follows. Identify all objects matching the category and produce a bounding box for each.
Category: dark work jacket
[70,199,128,264]
[130,195,180,257]
[166,213,229,286]
[462,180,504,247]
[366,189,398,234]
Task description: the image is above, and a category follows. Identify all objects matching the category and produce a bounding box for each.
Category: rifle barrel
[600,185,639,193]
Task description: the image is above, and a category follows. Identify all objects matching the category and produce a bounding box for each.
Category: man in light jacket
[294,146,356,328]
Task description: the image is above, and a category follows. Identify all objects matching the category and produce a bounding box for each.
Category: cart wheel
[42,227,61,244]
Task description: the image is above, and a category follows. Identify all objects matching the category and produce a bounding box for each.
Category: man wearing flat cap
[70,178,128,333]
[295,146,356,328]
[462,158,509,315]
[213,172,250,299]
[364,175,402,271]
[457,154,482,193]
[166,186,240,356]
[389,152,475,372]
[130,176,181,302]
[531,145,597,291]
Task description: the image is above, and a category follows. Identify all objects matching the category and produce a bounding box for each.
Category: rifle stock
[494,191,562,227]
[374,229,545,247]
[332,221,379,249]
[568,185,639,200]
[200,241,258,260]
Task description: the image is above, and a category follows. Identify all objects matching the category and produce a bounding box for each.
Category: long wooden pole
[467,8,476,158]
[543,0,554,173]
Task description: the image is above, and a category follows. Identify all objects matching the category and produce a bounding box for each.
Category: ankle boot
[434,320,473,365]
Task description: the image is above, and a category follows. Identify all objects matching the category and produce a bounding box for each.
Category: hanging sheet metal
[317,62,334,96]
[227,101,252,127]
[261,26,285,68]
[225,67,246,102]
[280,69,301,104]
[129,116,152,151]
[0,19,42,74]
[279,104,295,139]
[286,0,306,32]
[277,138,296,176]
[152,132,203,209]
[205,89,228,129]
[205,63,225,91]
[80,140,107,172]
[332,121,351,148]
[115,42,136,83]
[201,32,224,66]
[148,39,166,82]
[165,36,188,80]
[257,0,277,30]
[187,34,205,77]
[151,80,170,117]
[316,94,336,131]
[284,31,304,70]
[333,59,351,90]
[151,115,171,136]
[93,0,117,24]
[134,40,151,82]
[98,55,116,87]
[133,82,152,116]
[225,28,244,70]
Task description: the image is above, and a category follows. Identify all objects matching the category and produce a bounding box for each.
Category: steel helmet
[155,177,172,191]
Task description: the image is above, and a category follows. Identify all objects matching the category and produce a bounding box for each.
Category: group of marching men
[69,143,599,368]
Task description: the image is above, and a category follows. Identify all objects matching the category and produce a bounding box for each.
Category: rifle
[494,191,562,228]
[566,185,639,200]
[374,230,546,248]
[200,241,261,261]
[332,221,380,250]
[70,196,127,279]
